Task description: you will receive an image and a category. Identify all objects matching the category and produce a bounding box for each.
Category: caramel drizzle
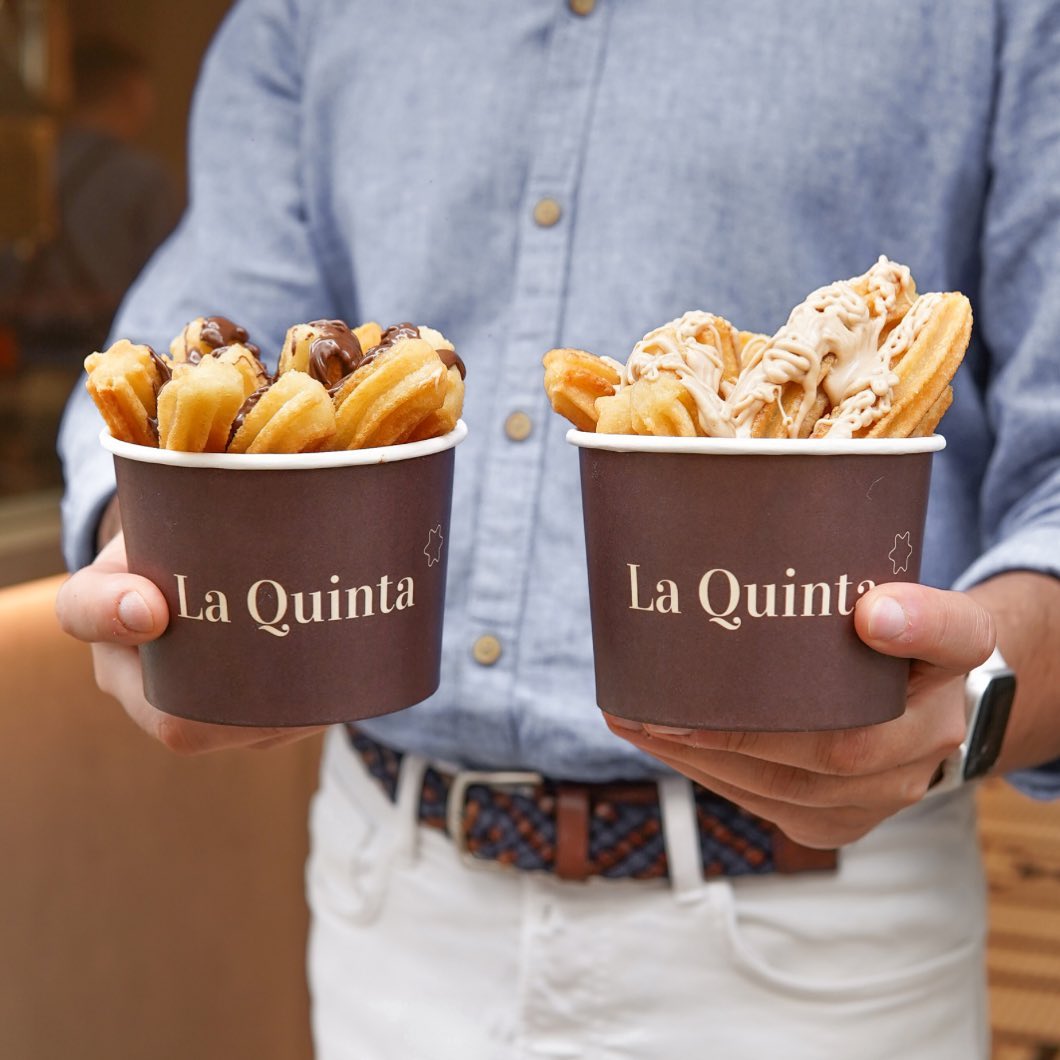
[816,291,942,438]
[620,257,938,439]
[729,258,917,437]
[614,312,736,437]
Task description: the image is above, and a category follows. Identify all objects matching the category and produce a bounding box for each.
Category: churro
[278,319,363,387]
[85,317,465,454]
[227,370,336,454]
[332,337,448,449]
[543,258,970,441]
[170,315,256,363]
[542,348,621,432]
[817,292,970,439]
[213,343,270,396]
[156,356,247,453]
[84,339,170,447]
[407,366,465,443]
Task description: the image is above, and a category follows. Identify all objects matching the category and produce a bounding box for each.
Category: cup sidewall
[578,448,933,731]
[115,447,456,726]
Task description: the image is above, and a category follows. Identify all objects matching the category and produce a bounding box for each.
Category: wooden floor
[980,778,1060,1059]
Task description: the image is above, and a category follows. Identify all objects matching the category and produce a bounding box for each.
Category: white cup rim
[101,419,468,469]
[566,428,946,456]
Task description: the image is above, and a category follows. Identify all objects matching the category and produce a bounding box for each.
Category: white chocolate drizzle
[614,257,947,440]
[727,257,917,437]
[613,312,737,437]
[816,291,943,438]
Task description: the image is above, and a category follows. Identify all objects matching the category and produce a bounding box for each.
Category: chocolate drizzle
[355,322,466,379]
[202,316,249,350]
[148,347,172,384]
[306,320,363,387]
[359,322,421,370]
[381,322,421,345]
[213,343,270,386]
[184,316,259,362]
[437,346,466,380]
[147,346,172,443]
[227,383,271,448]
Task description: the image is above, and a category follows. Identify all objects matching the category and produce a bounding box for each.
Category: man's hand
[603,583,996,849]
[55,532,325,754]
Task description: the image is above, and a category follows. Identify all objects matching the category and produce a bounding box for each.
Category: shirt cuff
[1006,762,1060,801]
[952,522,1060,593]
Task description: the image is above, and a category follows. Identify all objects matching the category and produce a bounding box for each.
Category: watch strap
[926,646,1015,796]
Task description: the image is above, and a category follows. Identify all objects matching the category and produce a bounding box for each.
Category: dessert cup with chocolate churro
[544,259,970,731]
[87,317,467,726]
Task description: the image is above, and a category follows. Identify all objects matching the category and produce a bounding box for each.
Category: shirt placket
[461,1,612,713]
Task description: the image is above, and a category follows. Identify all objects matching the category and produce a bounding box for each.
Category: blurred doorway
[0,0,232,584]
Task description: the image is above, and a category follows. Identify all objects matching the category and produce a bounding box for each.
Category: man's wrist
[965,571,1060,777]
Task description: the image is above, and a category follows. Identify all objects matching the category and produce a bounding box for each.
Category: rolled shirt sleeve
[953,2,1060,796]
[59,0,334,571]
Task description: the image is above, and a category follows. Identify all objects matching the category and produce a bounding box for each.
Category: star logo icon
[424,525,444,567]
[889,531,913,575]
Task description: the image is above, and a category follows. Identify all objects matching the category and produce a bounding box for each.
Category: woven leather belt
[347,727,837,883]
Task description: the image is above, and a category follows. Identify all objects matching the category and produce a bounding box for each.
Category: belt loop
[658,775,704,901]
[392,753,428,867]
[555,783,592,882]
[328,743,427,925]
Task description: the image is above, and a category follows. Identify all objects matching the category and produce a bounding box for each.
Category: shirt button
[504,411,533,441]
[472,634,503,666]
[570,0,596,14]
[533,198,562,227]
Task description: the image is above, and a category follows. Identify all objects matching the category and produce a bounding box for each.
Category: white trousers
[306,727,989,1060]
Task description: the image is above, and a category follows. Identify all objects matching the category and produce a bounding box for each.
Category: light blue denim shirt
[60,0,1060,793]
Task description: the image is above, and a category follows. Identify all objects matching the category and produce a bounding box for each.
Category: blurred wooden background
[980,779,1060,1059]
[0,573,1057,1060]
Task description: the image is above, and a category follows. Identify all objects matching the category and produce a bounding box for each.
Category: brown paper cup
[569,430,945,731]
[101,422,467,726]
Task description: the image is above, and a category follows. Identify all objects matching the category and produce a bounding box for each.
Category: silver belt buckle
[445,768,544,870]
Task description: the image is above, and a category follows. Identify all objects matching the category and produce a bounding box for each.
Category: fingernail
[118,592,153,633]
[644,725,694,737]
[866,596,907,641]
[607,716,644,731]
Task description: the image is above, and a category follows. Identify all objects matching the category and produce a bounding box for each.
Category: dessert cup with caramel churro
[544,259,970,731]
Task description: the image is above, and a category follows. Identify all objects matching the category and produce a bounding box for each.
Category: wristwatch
[928,646,1016,794]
